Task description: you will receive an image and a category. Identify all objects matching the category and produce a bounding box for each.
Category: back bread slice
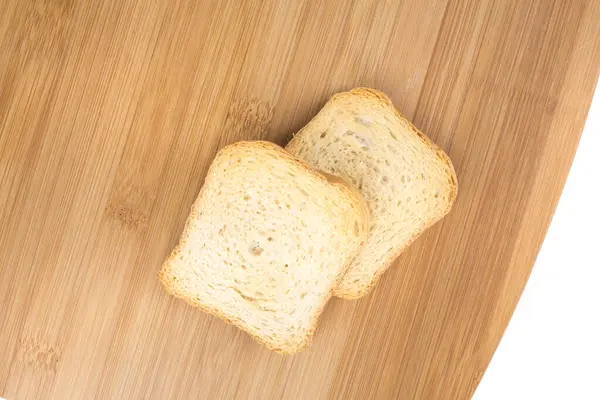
[286,88,457,299]
[159,141,369,353]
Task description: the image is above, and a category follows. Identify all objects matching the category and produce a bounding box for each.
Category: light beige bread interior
[159,141,369,353]
[286,88,457,299]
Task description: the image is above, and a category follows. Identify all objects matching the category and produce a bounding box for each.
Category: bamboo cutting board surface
[1,0,599,399]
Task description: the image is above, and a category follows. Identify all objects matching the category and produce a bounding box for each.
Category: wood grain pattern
[1,0,598,398]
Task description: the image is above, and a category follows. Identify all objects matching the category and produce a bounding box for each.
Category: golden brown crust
[159,140,370,353]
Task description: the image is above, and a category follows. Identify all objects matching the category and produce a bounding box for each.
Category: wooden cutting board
[1,0,598,399]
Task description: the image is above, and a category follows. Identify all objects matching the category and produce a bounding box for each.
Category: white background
[474,85,600,399]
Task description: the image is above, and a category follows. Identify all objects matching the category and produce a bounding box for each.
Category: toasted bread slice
[287,88,457,299]
[159,141,369,352]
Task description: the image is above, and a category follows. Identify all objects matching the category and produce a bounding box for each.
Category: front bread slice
[159,141,369,353]
[286,88,457,299]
